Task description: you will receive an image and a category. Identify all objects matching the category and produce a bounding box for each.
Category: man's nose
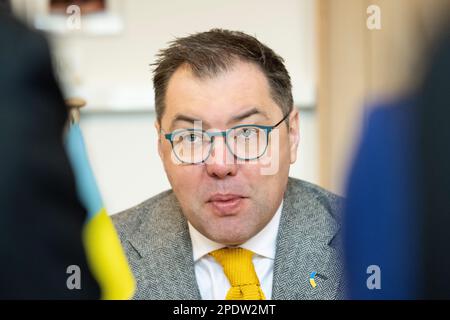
[205,135,237,179]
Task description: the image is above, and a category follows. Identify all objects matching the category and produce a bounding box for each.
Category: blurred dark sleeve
[0,12,100,299]
[343,99,420,299]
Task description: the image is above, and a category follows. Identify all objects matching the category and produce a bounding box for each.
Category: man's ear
[288,108,300,164]
[155,121,163,160]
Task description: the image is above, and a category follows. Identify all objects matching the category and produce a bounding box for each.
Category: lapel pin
[310,271,328,288]
[309,271,317,288]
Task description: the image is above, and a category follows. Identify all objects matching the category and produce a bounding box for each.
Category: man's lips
[208,194,246,202]
[207,194,248,216]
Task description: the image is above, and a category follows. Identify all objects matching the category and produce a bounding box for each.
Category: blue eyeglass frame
[163,112,289,164]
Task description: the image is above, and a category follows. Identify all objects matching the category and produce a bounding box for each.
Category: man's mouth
[207,194,248,216]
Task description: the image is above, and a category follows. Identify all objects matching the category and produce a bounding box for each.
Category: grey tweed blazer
[112,177,344,300]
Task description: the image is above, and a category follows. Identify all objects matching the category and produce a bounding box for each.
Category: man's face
[156,60,299,245]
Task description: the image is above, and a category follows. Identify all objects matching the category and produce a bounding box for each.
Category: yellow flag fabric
[65,123,135,300]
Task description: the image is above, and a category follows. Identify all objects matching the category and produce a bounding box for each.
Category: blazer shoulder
[287,177,344,225]
[111,189,174,238]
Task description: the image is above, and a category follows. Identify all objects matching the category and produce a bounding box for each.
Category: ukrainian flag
[65,122,135,300]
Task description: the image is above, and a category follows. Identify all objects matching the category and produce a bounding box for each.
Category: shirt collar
[188,200,283,262]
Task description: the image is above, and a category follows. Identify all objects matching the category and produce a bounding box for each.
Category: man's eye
[238,128,257,139]
[183,133,201,143]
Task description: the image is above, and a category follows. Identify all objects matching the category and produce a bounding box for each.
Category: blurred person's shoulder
[0,11,50,63]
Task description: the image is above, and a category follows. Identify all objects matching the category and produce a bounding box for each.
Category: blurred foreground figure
[420,30,450,299]
[0,12,100,299]
[344,29,450,299]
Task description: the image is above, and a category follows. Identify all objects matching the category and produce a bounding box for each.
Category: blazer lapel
[272,179,342,300]
[127,193,201,300]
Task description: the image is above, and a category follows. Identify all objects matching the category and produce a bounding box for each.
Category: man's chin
[204,222,256,246]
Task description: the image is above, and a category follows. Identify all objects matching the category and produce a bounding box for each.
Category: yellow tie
[209,247,266,300]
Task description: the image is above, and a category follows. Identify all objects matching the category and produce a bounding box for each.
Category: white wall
[48,0,316,111]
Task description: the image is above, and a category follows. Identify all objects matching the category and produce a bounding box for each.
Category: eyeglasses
[162,113,289,164]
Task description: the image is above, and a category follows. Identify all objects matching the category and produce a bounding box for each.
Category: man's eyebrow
[169,107,268,130]
[170,114,210,130]
[227,107,269,125]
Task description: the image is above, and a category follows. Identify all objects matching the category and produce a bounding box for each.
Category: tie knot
[209,247,259,287]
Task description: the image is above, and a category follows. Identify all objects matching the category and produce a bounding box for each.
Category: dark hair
[152,28,293,124]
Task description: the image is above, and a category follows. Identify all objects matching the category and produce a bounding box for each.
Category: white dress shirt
[188,200,283,300]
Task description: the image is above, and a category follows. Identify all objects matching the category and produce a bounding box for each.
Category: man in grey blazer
[113,29,344,300]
